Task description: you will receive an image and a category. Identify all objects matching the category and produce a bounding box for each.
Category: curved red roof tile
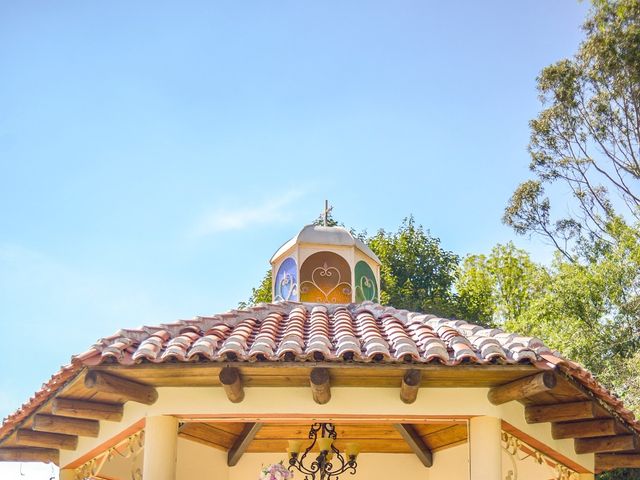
[1,301,639,440]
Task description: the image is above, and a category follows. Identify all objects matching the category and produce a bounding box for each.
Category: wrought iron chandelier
[287,423,359,480]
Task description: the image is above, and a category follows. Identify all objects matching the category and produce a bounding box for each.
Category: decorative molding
[501,431,579,480]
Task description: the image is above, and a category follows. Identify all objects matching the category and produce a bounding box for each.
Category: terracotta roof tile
[2,301,640,440]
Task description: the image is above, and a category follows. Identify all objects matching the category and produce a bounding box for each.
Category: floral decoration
[258,461,294,480]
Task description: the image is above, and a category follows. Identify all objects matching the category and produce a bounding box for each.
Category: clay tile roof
[2,301,639,438]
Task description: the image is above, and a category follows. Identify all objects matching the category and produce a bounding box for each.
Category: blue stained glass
[274,257,298,301]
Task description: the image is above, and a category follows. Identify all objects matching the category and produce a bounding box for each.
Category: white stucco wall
[177,438,228,480]
[427,444,470,480]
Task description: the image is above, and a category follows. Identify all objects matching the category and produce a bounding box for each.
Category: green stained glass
[354,261,378,303]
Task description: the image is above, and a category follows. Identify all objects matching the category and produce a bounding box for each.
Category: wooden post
[470,416,502,480]
[488,372,556,405]
[85,371,158,405]
[310,368,331,404]
[143,416,178,480]
[219,367,244,403]
[400,370,421,404]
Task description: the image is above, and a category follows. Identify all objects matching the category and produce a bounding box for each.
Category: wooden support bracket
[488,371,556,405]
[219,367,244,403]
[33,414,100,438]
[16,429,78,451]
[227,422,262,466]
[310,367,331,404]
[84,371,158,405]
[0,447,59,464]
[394,424,433,467]
[400,370,421,404]
[574,434,637,454]
[552,418,627,439]
[52,398,124,421]
[525,401,599,424]
[596,453,640,471]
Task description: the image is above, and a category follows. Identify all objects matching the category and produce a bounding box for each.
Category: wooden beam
[525,401,599,424]
[84,371,158,405]
[400,370,421,404]
[219,367,244,403]
[0,447,59,464]
[33,414,100,438]
[596,453,640,471]
[227,422,262,466]
[488,371,556,405]
[16,429,78,451]
[574,434,637,454]
[310,367,331,404]
[52,398,124,421]
[552,418,627,439]
[394,424,433,467]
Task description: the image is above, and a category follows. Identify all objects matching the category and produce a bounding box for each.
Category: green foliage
[455,243,548,326]
[243,217,462,318]
[239,270,272,309]
[510,256,612,373]
[599,468,640,480]
[455,254,495,325]
[455,226,640,433]
[367,217,459,317]
[313,208,340,227]
[502,4,640,473]
[504,0,640,260]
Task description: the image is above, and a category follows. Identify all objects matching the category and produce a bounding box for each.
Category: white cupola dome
[270,224,381,304]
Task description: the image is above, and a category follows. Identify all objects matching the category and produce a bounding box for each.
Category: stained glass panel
[274,257,298,301]
[300,252,352,303]
[354,260,378,303]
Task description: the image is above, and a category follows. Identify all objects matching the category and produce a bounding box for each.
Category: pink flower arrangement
[258,461,294,480]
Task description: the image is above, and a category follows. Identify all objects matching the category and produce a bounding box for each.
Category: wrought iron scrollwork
[501,431,579,480]
[74,429,144,480]
[288,423,358,480]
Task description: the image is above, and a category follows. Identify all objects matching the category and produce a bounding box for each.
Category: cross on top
[322,200,333,227]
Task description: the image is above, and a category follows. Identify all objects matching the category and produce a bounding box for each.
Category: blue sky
[1,0,589,477]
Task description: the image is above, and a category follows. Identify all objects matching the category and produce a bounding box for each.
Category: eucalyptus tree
[504,0,640,260]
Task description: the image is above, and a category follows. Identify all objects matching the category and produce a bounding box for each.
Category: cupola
[270,221,381,304]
